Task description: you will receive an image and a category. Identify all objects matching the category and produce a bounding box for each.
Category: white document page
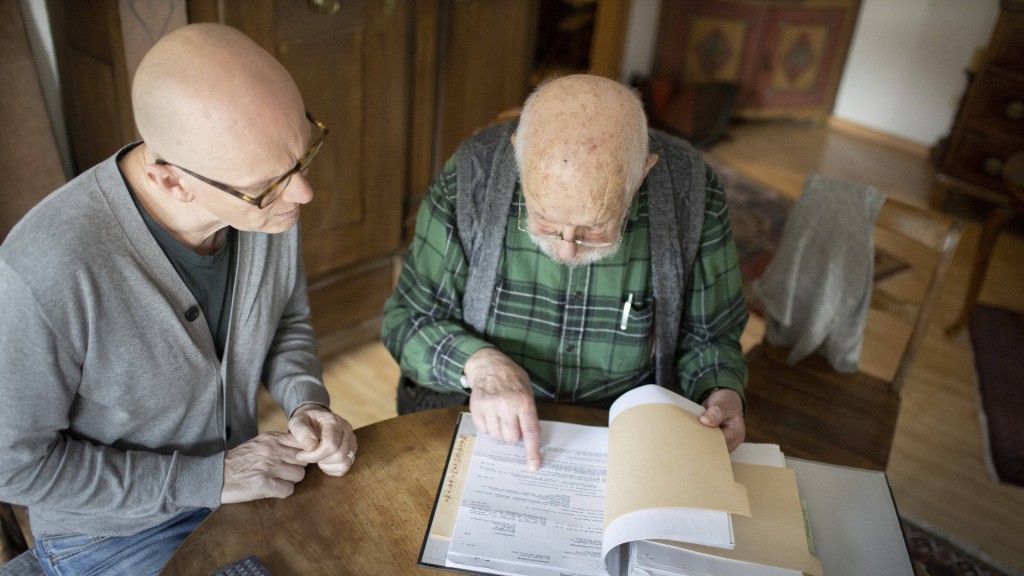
[446,420,611,576]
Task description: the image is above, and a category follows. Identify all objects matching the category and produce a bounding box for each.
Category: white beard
[529,235,622,268]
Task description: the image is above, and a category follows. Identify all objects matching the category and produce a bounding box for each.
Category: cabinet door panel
[195,0,411,351]
[47,0,136,173]
[438,0,536,162]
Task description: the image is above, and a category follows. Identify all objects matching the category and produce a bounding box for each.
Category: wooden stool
[947,152,1024,336]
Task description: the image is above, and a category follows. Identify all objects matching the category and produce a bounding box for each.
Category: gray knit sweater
[0,147,329,539]
[754,174,884,371]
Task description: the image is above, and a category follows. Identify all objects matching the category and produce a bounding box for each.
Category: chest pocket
[593,292,655,377]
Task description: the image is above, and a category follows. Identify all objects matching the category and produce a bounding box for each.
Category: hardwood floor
[262,120,1024,573]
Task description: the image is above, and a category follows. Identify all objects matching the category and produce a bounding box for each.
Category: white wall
[620,0,663,84]
[620,0,1002,147]
[832,0,1000,146]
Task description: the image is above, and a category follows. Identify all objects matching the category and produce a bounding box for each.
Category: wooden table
[160,404,607,576]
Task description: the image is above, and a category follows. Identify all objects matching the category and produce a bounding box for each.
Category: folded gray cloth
[753,174,884,372]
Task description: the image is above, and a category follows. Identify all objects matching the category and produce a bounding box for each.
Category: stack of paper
[431,385,823,576]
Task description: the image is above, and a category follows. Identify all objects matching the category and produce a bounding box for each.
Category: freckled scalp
[514,75,649,219]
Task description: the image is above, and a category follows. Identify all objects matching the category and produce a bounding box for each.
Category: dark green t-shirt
[143,217,236,360]
[123,170,237,358]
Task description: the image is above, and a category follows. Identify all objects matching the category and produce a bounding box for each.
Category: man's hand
[222,431,307,504]
[464,348,542,471]
[698,388,746,452]
[288,404,358,477]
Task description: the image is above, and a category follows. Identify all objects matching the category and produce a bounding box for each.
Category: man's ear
[643,153,659,178]
[144,162,193,203]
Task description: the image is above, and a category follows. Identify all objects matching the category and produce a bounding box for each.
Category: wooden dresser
[651,0,861,121]
[933,0,1024,210]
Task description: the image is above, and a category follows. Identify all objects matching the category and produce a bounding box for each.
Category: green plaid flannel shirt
[382,156,748,404]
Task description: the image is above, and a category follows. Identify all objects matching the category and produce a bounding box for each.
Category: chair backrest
[0,502,28,564]
[871,198,963,393]
[743,179,964,470]
[755,173,964,394]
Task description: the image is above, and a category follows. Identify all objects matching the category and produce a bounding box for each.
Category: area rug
[968,304,1024,487]
[704,156,791,313]
[901,517,1020,576]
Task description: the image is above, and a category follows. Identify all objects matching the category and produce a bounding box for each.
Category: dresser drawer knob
[1007,100,1024,121]
[983,156,1005,177]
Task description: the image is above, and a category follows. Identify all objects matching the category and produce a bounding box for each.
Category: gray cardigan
[754,174,884,371]
[455,122,707,391]
[0,147,329,539]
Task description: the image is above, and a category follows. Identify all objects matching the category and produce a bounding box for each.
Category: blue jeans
[33,508,211,576]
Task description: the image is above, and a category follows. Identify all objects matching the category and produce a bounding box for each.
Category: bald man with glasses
[382,74,748,472]
[0,24,356,575]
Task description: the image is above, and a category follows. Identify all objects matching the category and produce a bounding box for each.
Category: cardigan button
[184,306,200,322]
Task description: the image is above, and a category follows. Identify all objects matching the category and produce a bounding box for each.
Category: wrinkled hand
[288,404,358,477]
[222,431,307,504]
[464,348,542,471]
[698,389,746,452]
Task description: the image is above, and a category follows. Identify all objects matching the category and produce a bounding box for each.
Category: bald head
[514,75,649,220]
[133,24,306,181]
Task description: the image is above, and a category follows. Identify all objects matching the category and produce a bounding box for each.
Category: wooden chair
[744,184,964,471]
[946,151,1024,336]
[0,502,28,564]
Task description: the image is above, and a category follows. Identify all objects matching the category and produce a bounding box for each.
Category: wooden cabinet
[46,0,141,174]
[1,0,67,240]
[933,2,1024,209]
[190,0,414,355]
[652,0,860,121]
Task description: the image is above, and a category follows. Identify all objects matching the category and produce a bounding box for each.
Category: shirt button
[574,291,583,300]
[566,344,576,352]
[185,306,200,322]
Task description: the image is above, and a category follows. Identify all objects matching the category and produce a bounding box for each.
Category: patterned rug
[704,156,791,314]
[968,305,1024,487]
[902,518,1019,576]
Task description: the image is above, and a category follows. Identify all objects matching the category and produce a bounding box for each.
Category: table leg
[946,204,1017,336]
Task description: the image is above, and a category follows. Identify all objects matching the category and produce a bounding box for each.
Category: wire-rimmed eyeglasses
[155,111,329,209]
[516,192,628,248]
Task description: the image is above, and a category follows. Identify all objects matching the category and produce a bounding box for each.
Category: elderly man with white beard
[382,75,748,471]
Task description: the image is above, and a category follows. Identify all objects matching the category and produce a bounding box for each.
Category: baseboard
[827,117,931,159]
